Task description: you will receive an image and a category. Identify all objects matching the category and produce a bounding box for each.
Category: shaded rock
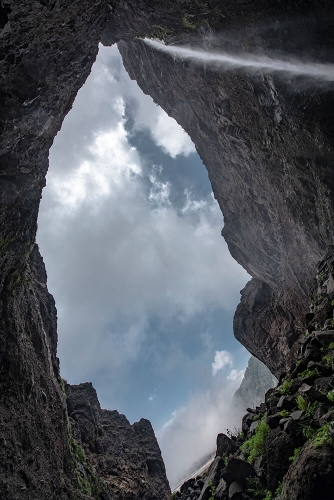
[198,458,225,500]
[290,410,304,421]
[319,410,334,427]
[314,377,334,394]
[214,478,228,500]
[216,434,239,459]
[222,458,255,488]
[266,413,281,429]
[277,395,296,411]
[281,442,334,500]
[265,428,295,491]
[315,330,334,346]
[229,482,243,499]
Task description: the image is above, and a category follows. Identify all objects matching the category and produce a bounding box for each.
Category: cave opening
[36,42,250,487]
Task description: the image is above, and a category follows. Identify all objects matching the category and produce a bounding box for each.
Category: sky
[37,44,250,487]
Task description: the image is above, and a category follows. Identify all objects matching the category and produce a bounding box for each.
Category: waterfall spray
[144,39,334,82]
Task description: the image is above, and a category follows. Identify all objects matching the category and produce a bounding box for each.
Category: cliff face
[117,3,334,374]
[0,1,172,499]
[1,0,334,498]
[65,383,170,500]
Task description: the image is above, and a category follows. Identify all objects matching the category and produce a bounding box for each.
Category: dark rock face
[66,383,171,500]
[0,1,174,498]
[1,0,334,498]
[117,3,334,375]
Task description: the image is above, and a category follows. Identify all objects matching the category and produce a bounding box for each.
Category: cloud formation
[37,44,249,456]
[212,350,233,376]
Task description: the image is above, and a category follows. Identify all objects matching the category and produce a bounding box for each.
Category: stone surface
[265,428,296,491]
[281,442,334,500]
[118,4,334,376]
[66,383,170,500]
[222,458,255,488]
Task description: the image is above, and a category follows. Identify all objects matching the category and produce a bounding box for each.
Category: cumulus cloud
[37,43,249,431]
[212,350,233,376]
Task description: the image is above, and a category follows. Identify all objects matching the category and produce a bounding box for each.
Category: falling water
[144,38,334,81]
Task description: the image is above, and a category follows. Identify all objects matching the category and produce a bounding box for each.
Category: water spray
[144,38,334,82]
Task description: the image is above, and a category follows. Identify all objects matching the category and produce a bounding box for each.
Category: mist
[144,39,334,82]
[157,368,246,489]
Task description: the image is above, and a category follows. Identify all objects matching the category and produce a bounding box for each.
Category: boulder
[281,441,334,500]
[198,458,225,500]
[222,458,255,487]
[228,482,243,499]
[265,428,295,491]
[216,434,239,459]
[276,395,296,411]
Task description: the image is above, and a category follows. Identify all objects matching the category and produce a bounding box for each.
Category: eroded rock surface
[66,383,170,500]
[117,4,334,374]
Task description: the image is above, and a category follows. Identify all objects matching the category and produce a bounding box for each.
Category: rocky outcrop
[117,2,334,375]
[173,253,334,500]
[233,356,277,412]
[65,383,170,500]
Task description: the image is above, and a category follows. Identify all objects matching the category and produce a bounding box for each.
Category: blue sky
[37,44,250,486]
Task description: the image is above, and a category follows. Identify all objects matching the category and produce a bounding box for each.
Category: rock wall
[65,383,170,500]
[117,3,334,374]
[1,0,334,498]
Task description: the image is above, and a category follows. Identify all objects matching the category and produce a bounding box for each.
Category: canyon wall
[1,0,334,498]
[116,2,334,375]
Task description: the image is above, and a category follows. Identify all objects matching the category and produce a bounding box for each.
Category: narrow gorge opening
[37,43,253,488]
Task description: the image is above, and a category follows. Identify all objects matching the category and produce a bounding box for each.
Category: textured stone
[281,442,334,500]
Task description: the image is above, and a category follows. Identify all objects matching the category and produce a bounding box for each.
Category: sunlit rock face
[117,3,334,375]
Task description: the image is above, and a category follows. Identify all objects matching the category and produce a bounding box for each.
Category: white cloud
[37,43,249,426]
[148,110,196,158]
[148,395,156,402]
[212,350,233,376]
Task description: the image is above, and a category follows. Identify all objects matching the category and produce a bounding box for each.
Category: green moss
[299,367,320,378]
[182,13,197,30]
[279,409,290,418]
[280,380,292,395]
[327,390,334,403]
[289,447,301,462]
[296,394,308,411]
[241,416,270,464]
[314,422,334,447]
[67,417,107,498]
